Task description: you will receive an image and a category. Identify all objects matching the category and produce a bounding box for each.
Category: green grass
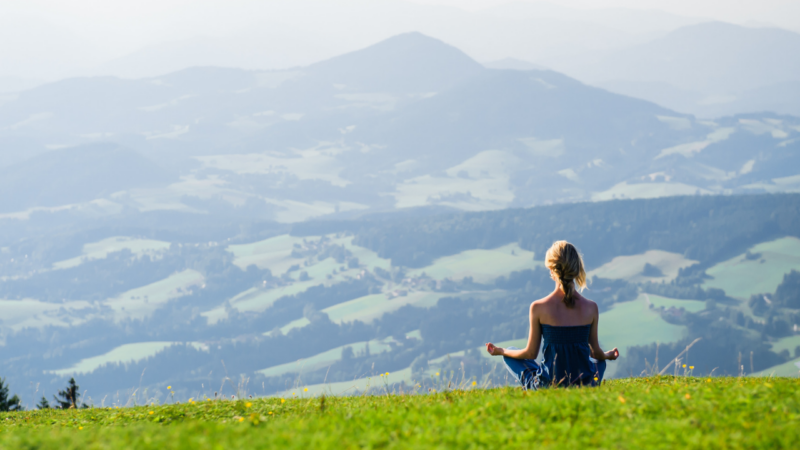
[587,250,697,283]
[703,236,800,300]
[1,377,798,449]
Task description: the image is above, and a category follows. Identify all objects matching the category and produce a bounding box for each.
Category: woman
[486,240,619,389]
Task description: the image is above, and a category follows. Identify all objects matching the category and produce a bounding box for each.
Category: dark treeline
[292,194,800,269]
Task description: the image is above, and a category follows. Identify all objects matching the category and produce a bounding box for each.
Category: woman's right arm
[589,303,619,361]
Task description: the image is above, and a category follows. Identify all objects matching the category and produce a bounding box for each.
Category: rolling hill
[0,32,798,223]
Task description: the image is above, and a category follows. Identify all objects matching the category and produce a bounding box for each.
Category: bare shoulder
[530,295,550,312]
[578,294,599,313]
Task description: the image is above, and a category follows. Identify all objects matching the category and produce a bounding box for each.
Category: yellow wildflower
[167,386,171,390]
[472,381,477,386]
[246,402,252,408]
[79,427,83,430]
[149,411,154,415]
[269,411,273,415]
[682,364,687,368]
[618,396,626,404]
[685,393,691,399]
[281,398,285,403]
[689,366,694,370]
[386,372,390,376]
[304,388,308,392]
[435,372,440,376]
[238,417,245,422]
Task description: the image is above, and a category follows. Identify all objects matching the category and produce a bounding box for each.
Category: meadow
[0,377,797,449]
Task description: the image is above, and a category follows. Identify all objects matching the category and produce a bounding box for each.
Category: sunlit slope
[703,237,800,299]
[52,236,171,270]
[406,243,539,283]
[588,250,697,283]
[257,337,396,379]
[49,342,208,377]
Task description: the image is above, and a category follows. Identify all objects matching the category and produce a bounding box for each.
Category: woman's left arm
[486,302,541,359]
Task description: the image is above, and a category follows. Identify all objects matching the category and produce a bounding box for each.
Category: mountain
[483,58,547,71]
[565,22,800,97]
[0,143,171,213]
[598,79,800,118]
[0,32,798,224]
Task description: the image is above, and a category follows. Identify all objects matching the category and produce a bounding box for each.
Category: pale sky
[1,0,798,81]
[409,0,794,21]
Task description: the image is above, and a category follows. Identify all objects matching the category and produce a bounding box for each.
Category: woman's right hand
[604,348,620,361]
[485,343,504,356]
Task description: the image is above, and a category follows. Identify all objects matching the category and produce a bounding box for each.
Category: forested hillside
[1,193,798,406]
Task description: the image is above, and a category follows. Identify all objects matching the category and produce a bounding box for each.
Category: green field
[704,237,800,299]
[227,234,307,274]
[771,335,800,355]
[591,181,713,202]
[1,378,797,449]
[49,342,208,377]
[407,243,539,284]
[587,250,697,283]
[105,270,205,322]
[52,236,172,270]
[643,293,706,313]
[599,296,688,377]
[752,358,800,377]
[321,291,446,325]
[0,298,92,332]
[257,337,396,379]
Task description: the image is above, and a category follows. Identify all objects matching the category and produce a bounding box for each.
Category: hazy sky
[1,0,798,82]
[411,0,793,20]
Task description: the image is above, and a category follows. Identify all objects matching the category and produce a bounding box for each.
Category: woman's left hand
[485,343,504,356]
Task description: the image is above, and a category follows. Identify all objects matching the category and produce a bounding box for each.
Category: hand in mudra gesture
[604,347,620,360]
[485,342,504,356]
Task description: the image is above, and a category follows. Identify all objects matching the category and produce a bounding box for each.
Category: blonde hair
[545,240,587,308]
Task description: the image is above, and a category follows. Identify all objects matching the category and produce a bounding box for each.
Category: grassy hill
[0,377,797,449]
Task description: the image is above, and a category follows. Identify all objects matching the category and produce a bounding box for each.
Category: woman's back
[535,292,596,327]
[485,240,619,389]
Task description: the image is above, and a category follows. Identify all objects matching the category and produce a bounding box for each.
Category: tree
[0,377,22,412]
[53,378,87,409]
[773,270,800,309]
[36,396,50,410]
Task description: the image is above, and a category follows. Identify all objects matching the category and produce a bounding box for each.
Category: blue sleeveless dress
[502,324,606,389]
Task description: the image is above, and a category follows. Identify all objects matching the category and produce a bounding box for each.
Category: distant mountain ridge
[0,32,798,223]
[565,22,800,117]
